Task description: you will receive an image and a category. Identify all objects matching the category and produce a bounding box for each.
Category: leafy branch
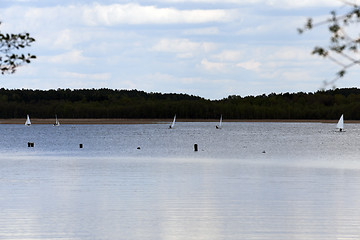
[298,0,360,88]
[0,21,36,74]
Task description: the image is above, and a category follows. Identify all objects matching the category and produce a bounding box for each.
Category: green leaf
[337,70,346,78]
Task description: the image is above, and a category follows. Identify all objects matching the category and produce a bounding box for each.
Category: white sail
[337,114,344,130]
[25,114,31,126]
[54,115,60,126]
[170,115,176,128]
[216,115,222,129]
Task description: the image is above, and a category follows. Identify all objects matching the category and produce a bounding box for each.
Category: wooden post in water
[194,144,198,152]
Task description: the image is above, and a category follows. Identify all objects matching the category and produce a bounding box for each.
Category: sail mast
[171,115,176,128]
[54,114,60,126]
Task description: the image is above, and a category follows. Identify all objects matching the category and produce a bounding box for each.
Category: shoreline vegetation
[0,118,358,124]
[0,87,360,120]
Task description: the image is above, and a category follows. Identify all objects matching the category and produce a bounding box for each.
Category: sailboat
[53,115,60,126]
[25,114,31,126]
[337,114,344,132]
[216,115,222,129]
[169,115,176,129]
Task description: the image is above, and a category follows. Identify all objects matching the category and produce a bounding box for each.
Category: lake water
[1,122,360,240]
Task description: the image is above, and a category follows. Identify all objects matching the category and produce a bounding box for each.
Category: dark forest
[0,88,359,120]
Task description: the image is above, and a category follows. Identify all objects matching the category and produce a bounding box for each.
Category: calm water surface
[1,122,360,240]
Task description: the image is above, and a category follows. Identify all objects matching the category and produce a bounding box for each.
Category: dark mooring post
[79,144,83,148]
[194,144,198,152]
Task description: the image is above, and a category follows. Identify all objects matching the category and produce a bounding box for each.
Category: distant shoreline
[0,118,357,124]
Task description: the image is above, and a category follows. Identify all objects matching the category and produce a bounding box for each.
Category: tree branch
[0,22,36,74]
[300,1,360,87]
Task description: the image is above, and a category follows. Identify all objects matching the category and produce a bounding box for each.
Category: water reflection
[1,123,360,239]
[1,155,360,239]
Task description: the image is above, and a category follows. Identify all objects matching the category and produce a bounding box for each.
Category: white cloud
[82,3,237,26]
[47,50,89,64]
[268,47,314,61]
[152,38,216,52]
[212,50,243,62]
[5,0,36,2]
[0,0,347,99]
[153,0,341,8]
[0,5,80,33]
[183,27,220,35]
[50,29,88,50]
[151,38,217,58]
[1,3,237,31]
[62,72,111,80]
[200,58,227,72]
[280,71,312,82]
[236,14,311,39]
[237,60,261,71]
[154,0,260,3]
[267,0,341,8]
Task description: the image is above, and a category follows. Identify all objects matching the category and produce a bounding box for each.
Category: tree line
[0,88,359,120]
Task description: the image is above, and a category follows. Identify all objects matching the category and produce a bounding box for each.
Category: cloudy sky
[0,0,357,99]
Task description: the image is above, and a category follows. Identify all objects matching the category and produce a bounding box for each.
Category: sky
[0,0,358,99]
